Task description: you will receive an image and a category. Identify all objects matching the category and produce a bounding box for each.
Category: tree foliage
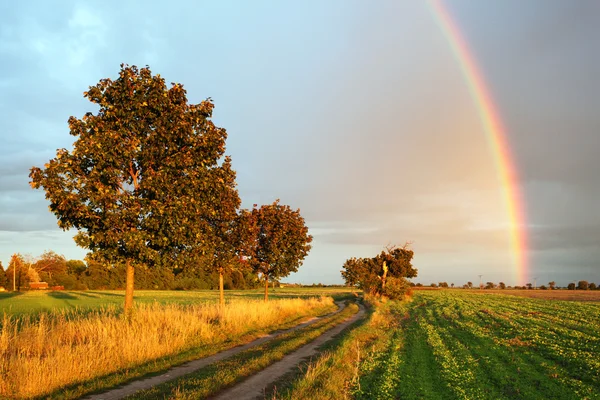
[341,244,416,298]
[243,200,312,301]
[30,64,238,309]
[577,280,589,290]
[6,254,30,291]
[0,262,8,289]
[32,250,67,283]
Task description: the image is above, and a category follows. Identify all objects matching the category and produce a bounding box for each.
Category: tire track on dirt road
[211,302,366,400]
[84,301,348,400]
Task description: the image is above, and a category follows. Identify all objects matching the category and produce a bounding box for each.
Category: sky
[0,0,598,287]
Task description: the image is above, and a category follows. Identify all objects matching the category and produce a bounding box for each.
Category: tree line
[410,281,600,290]
[28,65,312,309]
[0,251,263,292]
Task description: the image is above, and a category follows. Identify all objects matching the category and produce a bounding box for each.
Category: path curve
[211,302,366,400]
[84,301,347,400]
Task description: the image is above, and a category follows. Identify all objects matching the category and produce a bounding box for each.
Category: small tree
[341,257,379,293]
[526,283,533,290]
[33,251,67,283]
[485,282,495,289]
[244,201,312,301]
[498,282,506,289]
[6,254,30,291]
[383,277,412,299]
[467,281,473,289]
[577,280,589,290]
[66,260,87,276]
[568,282,576,290]
[590,282,597,290]
[30,65,238,311]
[548,281,556,290]
[341,244,416,297]
[0,262,8,289]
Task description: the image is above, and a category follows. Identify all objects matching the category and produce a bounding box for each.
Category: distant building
[29,282,49,290]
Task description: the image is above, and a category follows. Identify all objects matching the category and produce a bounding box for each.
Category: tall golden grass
[0,296,333,399]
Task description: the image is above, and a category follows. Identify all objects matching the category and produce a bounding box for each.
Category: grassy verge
[126,302,360,399]
[269,297,402,399]
[1,297,336,399]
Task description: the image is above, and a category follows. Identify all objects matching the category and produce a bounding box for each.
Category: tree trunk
[264,275,269,302]
[381,261,388,289]
[124,259,135,312]
[219,269,225,307]
[12,266,16,291]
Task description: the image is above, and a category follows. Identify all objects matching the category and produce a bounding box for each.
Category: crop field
[280,291,600,400]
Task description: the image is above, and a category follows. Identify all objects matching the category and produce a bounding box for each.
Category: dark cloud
[0,0,598,285]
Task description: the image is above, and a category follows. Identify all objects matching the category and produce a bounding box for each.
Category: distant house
[29,282,49,290]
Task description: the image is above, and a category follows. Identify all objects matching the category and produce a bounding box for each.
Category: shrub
[383,277,412,300]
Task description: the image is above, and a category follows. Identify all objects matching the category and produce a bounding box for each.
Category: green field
[0,287,355,316]
[281,290,600,400]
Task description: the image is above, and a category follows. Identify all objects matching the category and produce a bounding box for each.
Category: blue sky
[1,1,598,286]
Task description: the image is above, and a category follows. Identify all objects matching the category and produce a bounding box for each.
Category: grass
[126,302,360,399]
[0,287,357,316]
[0,296,336,399]
[271,296,397,399]
[274,291,600,400]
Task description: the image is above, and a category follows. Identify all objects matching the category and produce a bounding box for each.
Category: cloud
[0,0,598,286]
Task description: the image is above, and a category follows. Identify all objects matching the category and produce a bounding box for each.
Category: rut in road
[212,302,366,400]
[83,301,347,400]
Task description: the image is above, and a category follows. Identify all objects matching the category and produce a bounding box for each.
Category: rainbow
[428,0,528,285]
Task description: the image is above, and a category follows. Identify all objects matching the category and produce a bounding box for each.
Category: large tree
[30,64,239,310]
[243,201,312,301]
[341,244,417,298]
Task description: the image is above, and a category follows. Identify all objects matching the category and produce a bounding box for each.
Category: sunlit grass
[0,287,355,316]
[0,296,334,399]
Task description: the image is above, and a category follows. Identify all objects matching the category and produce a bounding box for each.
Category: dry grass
[0,296,333,399]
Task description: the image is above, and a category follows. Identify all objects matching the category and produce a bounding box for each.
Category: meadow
[0,287,354,316]
[278,290,600,400]
[0,289,348,399]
